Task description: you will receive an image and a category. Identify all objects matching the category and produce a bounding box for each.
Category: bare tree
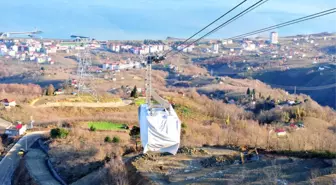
[102,157,129,185]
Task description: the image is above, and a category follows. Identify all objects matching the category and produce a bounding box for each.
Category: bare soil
[132,148,336,185]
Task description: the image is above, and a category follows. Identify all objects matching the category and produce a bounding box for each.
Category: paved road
[0,131,46,185]
[25,149,61,185]
[0,118,12,130]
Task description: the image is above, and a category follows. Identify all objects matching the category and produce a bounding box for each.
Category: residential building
[1,99,16,107]
[158,45,164,51]
[242,41,256,51]
[115,45,120,52]
[0,44,8,53]
[5,123,27,137]
[46,46,57,54]
[11,45,18,52]
[8,50,16,57]
[270,32,279,44]
[213,44,219,53]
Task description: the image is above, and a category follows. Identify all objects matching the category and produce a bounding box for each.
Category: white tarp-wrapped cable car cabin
[138,55,181,155]
[139,104,181,155]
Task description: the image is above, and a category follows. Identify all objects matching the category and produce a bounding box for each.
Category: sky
[1,0,336,40]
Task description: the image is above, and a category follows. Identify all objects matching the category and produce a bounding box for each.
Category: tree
[46,84,55,96]
[130,86,138,98]
[105,136,112,143]
[246,88,251,96]
[112,136,120,143]
[103,158,129,185]
[130,126,140,150]
[252,89,256,100]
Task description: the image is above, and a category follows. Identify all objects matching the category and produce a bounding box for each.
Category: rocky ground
[131,147,336,185]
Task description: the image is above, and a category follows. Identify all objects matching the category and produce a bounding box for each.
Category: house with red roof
[5,122,27,137]
[1,99,16,107]
[275,128,287,137]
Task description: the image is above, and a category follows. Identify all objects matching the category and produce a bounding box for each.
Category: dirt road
[33,100,132,108]
[0,131,46,185]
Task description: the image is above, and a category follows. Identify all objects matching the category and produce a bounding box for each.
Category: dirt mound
[200,155,235,168]
[177,147,209,155]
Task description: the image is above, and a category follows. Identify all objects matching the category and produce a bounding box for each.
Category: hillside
[253,64,336,108]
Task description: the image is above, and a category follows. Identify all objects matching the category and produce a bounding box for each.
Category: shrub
[181,123,187,129]
[112,136,120,143]
[129,126,140,137]
[105,136,112,143]
[90,125,97,132]
[50,128,69,139]
[122,124,129,130]
[181,129,187,136]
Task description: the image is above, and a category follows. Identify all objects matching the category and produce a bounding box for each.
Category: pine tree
[246,88,251,96]
[130,86,138,98]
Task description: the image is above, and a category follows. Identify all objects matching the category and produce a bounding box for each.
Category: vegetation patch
[87,121,126,131]
[135,98,146,106]
[112,136,120,143]
[50,128,69,139]
[104,136,112,143]
[175,104,192,117]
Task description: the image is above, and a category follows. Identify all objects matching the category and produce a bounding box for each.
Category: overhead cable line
[163,0,248,56]
[229,8,336,40]
[165,0,269,58]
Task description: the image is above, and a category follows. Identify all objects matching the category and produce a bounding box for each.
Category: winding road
[0,131,47,185]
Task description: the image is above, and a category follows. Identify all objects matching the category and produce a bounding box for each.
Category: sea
[1,0,335,40]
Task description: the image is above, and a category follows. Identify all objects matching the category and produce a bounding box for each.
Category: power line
[165,0,269,57]
[229,8,336,40]
[163,0,248,56]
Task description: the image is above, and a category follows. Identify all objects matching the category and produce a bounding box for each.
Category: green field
[87,121,125,130]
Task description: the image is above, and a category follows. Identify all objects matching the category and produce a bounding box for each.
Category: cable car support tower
[75,38,98,100]
[144,55,172,114]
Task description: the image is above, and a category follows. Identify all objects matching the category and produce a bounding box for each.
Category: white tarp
[139,104,181,155]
